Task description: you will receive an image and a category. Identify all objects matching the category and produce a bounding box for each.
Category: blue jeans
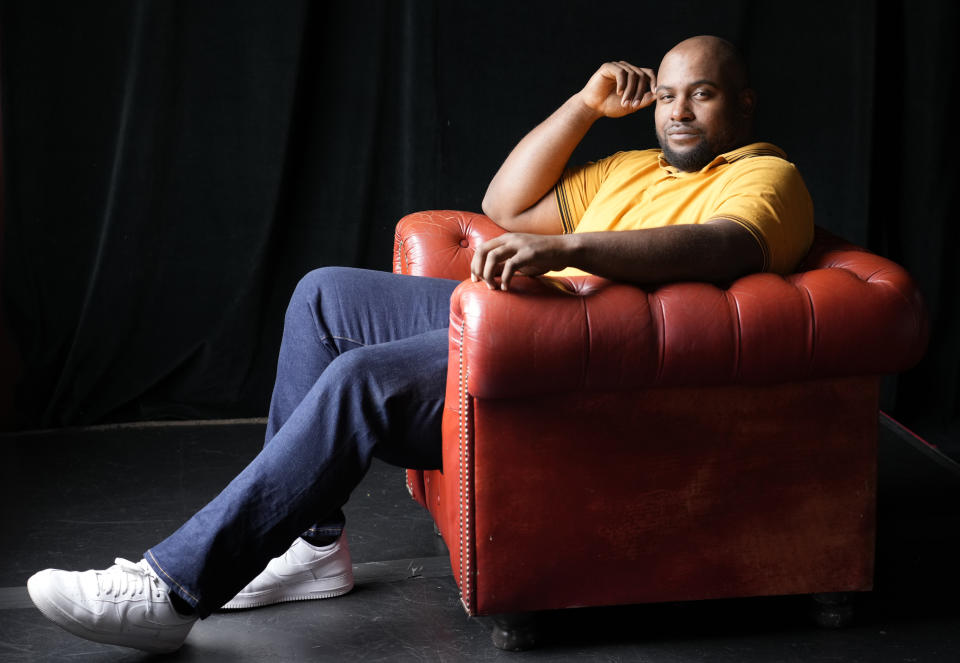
[144,267,459,617]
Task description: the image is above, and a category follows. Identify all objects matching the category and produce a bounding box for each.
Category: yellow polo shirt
[550,142,814,277]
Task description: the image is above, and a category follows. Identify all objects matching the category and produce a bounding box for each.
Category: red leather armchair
[393,210,928,648]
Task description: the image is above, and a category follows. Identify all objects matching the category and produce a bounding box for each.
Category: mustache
[666,123,701,135]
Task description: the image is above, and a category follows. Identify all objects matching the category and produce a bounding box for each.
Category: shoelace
[96,558,161,599]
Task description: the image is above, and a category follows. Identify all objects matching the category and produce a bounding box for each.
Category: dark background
[0,1,956,455]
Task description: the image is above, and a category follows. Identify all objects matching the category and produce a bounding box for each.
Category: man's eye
[659,95,674,102]
[694,90,711,99]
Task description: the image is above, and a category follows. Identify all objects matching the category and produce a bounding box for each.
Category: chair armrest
[451,252,929,398]
[393,210,506,280]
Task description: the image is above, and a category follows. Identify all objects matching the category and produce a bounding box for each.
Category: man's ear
[739,88,756,117]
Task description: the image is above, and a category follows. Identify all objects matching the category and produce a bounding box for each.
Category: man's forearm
[564,223,763,285]
[470,222,765,291]
[481,95,599,230]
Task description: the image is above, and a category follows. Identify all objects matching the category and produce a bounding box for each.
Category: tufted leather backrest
[394,210,504,280]
[395,211,929,395]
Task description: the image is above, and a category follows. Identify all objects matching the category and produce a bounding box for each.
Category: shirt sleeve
[554,152,631,233]
[709,157,815,275]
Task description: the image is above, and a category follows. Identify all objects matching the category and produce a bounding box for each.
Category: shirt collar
[657,142,787,175]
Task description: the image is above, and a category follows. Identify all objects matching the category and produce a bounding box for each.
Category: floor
[0,418,958,662]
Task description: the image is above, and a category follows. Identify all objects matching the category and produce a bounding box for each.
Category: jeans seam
[318,335,367,349]
[147,550,200,603]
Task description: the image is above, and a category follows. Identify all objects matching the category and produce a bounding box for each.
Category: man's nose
[670,96,694,121]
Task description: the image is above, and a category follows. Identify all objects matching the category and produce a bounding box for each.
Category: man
[26,35,812,653]
[474,36,811,288]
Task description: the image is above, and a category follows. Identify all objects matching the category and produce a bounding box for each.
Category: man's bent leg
[265,267,457,439]
[144,328,449,617]
[264,267,457,539]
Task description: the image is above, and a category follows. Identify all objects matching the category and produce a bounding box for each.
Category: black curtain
[0,1,956,453]
[1,0,439,424]
[867,1,959,451]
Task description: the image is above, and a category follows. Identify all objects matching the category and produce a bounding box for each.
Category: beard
[657,117,741,172]
[658,133,717,171]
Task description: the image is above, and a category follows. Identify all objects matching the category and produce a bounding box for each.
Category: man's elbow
[480,192,501,222]
[704,221,766,282]
[481,194,512,226]
[480,193,494,219]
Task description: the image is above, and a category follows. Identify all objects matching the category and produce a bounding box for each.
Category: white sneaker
[221,535,354,610]
[27,558,197,653]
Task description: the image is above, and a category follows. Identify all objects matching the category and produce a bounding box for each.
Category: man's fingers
[617,61,640,105]
[620,68,639,106]
[640,66,657,90]
[471,236,505,282]
[500,258,517,291]
[627,63,651,96]
[612,66,627,96]
[470,241,487,281]
[638,66,657,105]
[473,235,524,290]
[482,245,508,289]
[620,62,656,107]
[472,233,556,292]
[584,62,656,117]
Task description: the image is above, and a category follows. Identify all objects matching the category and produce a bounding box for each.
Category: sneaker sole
[220,572,354,610]
[26,572,189,654]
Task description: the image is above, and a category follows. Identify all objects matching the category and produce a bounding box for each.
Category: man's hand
[470,233,572,291]
[577,61,657,119]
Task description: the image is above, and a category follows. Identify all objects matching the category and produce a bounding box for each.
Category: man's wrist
[565,93,605,125]
[559,232,586,267]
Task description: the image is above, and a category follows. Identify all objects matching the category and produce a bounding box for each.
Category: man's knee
[291,267,355,302]
[316,348,396,422]
[286,267,361,323]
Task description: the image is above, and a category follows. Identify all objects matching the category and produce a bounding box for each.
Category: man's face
[654,49,746,171]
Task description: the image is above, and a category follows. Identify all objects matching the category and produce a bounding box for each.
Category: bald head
[660,35,749,93]
[654,36,755,171]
